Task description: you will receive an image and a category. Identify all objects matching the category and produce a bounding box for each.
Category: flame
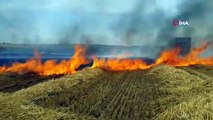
[92,57,150,71]
[153,43,213,67]
[0,45,88,75]
[92,43,213,70]
[0,43,212,75]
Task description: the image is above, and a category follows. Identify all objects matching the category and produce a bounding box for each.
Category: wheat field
[0,65,213,120]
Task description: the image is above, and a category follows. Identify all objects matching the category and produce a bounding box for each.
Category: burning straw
[0,43,213,75]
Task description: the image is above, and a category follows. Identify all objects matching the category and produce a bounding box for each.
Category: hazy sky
[0,0,212,46]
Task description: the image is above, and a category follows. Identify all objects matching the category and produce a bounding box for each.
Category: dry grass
[0,68,105,120]
[146,65,213,120]
[0,65,212,120]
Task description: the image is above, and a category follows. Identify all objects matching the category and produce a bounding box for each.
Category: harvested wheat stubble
[0,65,212,120]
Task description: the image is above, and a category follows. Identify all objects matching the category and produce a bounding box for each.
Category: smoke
[0,0,213,51]
[111,0,213,47]
[171,0,213,55]
[158,0,213,46]
[113,0,161,45]
[48,0,213,57]
[59,24,83,44]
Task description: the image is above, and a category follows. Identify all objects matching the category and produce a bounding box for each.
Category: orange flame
[92,57,150,71]
[0,43,212,75]
[0,45,88,75]
[92,43,213,70]
[153,43,213,67]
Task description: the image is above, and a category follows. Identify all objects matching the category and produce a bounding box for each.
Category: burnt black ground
[0,73,62,92]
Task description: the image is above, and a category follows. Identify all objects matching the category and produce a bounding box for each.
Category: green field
[0,65,213,120]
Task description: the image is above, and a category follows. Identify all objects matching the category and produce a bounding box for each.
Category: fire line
[0,43,212,75]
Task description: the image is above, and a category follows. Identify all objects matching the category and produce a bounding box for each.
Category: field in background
[0,43,158,66]
[0,65,213,120]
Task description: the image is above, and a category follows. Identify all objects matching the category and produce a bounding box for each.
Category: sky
[0,0,213,46]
